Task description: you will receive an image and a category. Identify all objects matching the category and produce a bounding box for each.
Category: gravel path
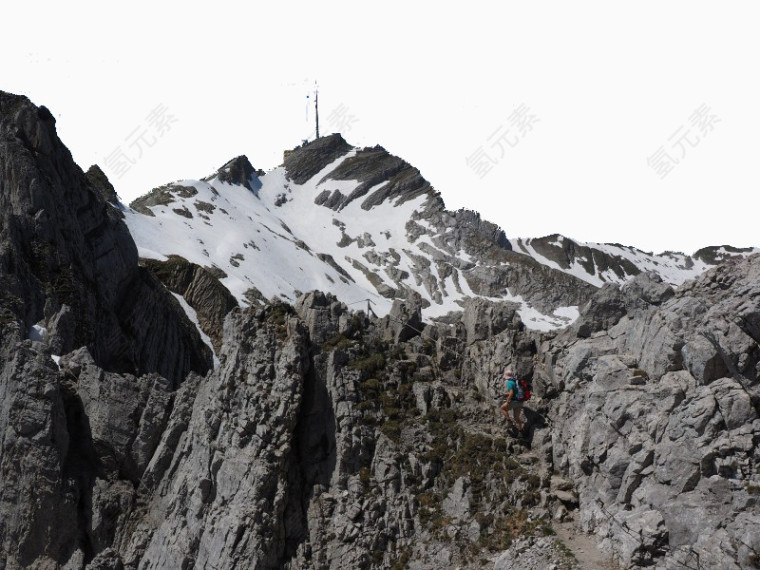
[492,517,623,570]
[553,520,622,570]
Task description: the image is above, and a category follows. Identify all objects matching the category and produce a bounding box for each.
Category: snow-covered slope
[514,235,760,287]
[124,135,756,334]
[124,136,591,331]
[127,152,431,316]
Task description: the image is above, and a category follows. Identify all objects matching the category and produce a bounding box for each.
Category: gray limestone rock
[383,298,423,343]
[0,90,212,386]
[546,254,760,568]
[573,282,626,338]
[0,91,213,569]
[0,342,77,568]
[461,298,520,345]
[66,348,173,482]
[206,155,262,192]
[140,255,239,353]
[622,271,675,308]
[114,307,310,569]
[284,134,352,185]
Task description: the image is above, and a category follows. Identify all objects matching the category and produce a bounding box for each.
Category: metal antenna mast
[315,83,320,139]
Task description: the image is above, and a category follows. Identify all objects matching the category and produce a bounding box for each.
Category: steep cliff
[0,90,212,569]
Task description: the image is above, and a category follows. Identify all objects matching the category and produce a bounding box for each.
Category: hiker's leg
[500,400,511,421]
[510,403,524,430]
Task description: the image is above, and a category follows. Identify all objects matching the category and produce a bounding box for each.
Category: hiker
[500,368,525,432]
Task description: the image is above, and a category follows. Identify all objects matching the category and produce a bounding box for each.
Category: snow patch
[553,305,580,321]
[28,324,47,342]
[171,293,219,368]
[493,290,580,332]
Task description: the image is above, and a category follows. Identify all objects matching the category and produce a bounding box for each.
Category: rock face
[284,134,352,185]
[140,255,239,353]
[206,155,262,192]
[115,306,310,569]
[2,90,759,570]
[535,259,760,568]
[319,144,433,210]
[85,165,121,206]
[0,91,212,569]
[0,91,212,385]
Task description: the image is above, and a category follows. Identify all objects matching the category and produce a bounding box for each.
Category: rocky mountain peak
[123,131,594,329]
[317,142,437,211]
[85,164,120,205]
[451,208,511,251]
[0,91,212,382]
[283,132,352,184]
[204,154,262,192]
[0,91,58,155]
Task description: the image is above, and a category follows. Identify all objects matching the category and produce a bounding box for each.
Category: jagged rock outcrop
[516,234,760,288]
[521,234,641,279]
[0,335,80,568]
[129,183,200,217]
[206,155,262,192]
[320,145,434,210]
[535,255,760,568]
[29,292,548,570]
[140,255,239,353]
[112,305,310,569]
[284,134,352,185]
[0,91,212,384]
[85,165,121,207]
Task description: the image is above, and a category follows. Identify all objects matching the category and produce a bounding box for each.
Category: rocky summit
[0,90,758,570]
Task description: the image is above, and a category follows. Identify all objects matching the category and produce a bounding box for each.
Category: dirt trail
[553,520,622,570]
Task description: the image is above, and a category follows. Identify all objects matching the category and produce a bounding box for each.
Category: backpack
[516,378,531,401]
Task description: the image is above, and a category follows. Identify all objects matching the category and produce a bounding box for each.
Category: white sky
[3,1,759,255]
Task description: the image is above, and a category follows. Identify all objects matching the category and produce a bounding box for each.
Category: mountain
[124,135,596,335]
[1,90,759,570]
[122,137,757,347]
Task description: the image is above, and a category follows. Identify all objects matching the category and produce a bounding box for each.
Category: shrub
[359,466,371,488]
[360,378,383,394]
[381,419,402,442]
[323,333,353,351]
[350,352,386,374]
[390,549,411,570]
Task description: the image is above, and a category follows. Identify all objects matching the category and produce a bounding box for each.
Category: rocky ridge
[515,234,760,288]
